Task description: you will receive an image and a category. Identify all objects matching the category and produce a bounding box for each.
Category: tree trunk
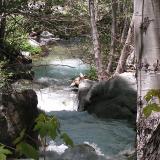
[89,0,103,80]
[106,0,117,74]
[0,0,6,47]
[115,16,134,74]
[94,0,98,22]
[143,123,160,160]
[121,16,129,44]
[134,0,160,159]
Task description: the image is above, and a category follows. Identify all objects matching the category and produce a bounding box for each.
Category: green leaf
[0,154,6,160]
[34,122,48,138]
[145,89,160,102]
[34,113,60,139]
[16,142,38,160]
[61,133,74,147]
[0,145,12,160]
[13,129,26,145]
[143,103,160,118]
[35,113,46,123]
[46,121,57,140]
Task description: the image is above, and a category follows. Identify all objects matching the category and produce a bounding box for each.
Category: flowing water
[33,43,135,159]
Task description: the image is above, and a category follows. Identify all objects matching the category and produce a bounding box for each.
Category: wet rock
[77,79,95,111]
[77,73,137,121]
[41,144,107,160]
[28,38,40,47]
[0,89,39,148]
[60,144,106,160]
[29,30,60,46]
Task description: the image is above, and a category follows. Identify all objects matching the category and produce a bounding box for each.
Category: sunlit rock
[28,38,40,47]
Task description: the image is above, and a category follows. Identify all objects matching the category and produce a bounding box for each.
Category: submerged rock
[77,73,137,121]
[43,144,107,160]
[60,144,106,160]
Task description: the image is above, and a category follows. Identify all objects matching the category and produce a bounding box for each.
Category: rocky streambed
[33,43,136,159]
[0,42,136,159]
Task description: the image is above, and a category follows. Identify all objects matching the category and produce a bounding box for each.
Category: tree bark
[114,16,134,75]
[121,16,129,44]
[106,0,117,74]
[143,123,160,160]
[89,0,103,80]
[134,0,160,159]
[0,0,6,47]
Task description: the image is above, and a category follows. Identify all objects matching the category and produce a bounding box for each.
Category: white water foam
[36,87,77,112]
[46,141,68,154]
[84,141,104,156]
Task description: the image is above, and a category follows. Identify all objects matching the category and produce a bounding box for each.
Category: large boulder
[77,79,95,111]
[77,73,137,121]
[0,89,39,148]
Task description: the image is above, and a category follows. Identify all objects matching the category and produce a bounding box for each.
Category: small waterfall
[33,44,135,159]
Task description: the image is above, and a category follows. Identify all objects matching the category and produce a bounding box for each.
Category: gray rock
[40,144,107,160]
[60,144,106,160]
[0,89,39,148]
[77,73,137,121]
[77,79,95,111]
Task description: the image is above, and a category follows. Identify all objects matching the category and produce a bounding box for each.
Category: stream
[33,42,136,160]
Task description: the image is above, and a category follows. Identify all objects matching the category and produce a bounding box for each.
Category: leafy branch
[143,89,160,118]
[0,113,74,160]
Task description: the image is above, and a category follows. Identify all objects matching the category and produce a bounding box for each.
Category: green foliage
[60,133,74,147]
[34,113,60,139]
[0,145,12,160]
[34,113,74,147]
[13,129,39,159]
[34,113,74,148]
[6,15,42,55]
[20,41,42,55]
[16,142,38,160]
[144,89,160,103]
[6,15,28,46]
[0,113,74,159]
[53,0,65,5]
[86,66,98,80]
[0,60,14,88]
[143,103,160,118]
[13,129,26,145]
[143,89,160,118]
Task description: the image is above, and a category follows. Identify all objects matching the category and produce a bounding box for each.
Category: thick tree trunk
[106,0,117,74]
[89,0,103,80]
[143,123,160,160]
[115,16,134,74]
[134,0,160,159]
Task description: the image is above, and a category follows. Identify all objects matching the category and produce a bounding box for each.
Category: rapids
[33,43,135,159]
